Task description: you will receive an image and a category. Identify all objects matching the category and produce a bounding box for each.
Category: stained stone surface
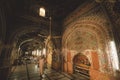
[8,64,89,80]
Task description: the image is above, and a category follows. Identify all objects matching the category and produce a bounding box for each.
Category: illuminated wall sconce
[39,7,46,17]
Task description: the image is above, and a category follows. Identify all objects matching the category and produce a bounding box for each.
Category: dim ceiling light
[39,7,46,17]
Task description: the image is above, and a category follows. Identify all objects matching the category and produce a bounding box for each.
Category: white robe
[39,58,44,75]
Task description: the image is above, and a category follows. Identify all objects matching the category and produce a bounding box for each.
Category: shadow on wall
[0,67,9,80]
[116,70,120,80]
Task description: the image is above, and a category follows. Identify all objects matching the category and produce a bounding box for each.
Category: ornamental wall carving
[62,2,114,73]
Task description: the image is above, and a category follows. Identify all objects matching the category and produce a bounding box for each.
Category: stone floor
[8,64,89,80]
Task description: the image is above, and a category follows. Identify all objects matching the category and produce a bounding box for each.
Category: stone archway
[62,15,119,80]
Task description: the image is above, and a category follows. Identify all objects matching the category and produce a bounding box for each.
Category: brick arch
[73,53,91,65]
[63,15,111,44]
[63,21,110,48]
[62,18,113,74]
[62,3,118,79]
[8,26,48,45]
[6,26,47,65]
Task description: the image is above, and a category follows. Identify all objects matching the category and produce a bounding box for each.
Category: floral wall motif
[62,2,116,76]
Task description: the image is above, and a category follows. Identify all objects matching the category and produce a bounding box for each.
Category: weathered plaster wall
[62,1,118,80]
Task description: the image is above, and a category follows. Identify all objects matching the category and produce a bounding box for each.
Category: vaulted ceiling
[1,0,89,52]
[1,0,119,55]
[4,0,86,21]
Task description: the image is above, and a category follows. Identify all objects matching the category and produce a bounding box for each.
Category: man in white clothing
[38,56,45,78]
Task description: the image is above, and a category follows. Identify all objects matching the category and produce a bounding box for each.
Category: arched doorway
[62,13,119,79]
[73,53,90,77]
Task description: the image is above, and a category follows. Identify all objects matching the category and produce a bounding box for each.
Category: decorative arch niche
[62,15,117,79]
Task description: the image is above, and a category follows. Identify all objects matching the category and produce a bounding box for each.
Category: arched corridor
[0,0,120,80]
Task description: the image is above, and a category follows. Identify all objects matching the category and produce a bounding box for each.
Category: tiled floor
[8,64,89,80]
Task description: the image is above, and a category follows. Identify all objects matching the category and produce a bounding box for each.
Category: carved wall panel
[62,2,116,76]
